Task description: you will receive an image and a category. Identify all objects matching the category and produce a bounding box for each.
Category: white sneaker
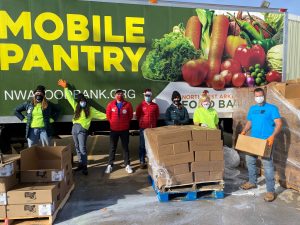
[125,165,133,174]
[105,165,113,174]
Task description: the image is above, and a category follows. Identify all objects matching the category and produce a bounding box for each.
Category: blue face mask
[145,96,151,103]
[79,101,86,108]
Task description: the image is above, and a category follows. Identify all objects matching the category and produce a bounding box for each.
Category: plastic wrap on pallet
[145,126,224,190]
[232,82,300,191]
[144,129,173,188]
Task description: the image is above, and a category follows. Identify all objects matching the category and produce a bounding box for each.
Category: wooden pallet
[148,176,224,202]
[1,184,75,225]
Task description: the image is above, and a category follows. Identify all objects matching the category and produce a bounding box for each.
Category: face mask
[145,96,151,103]
[255,96,264,104]
[116,95,123,101]
[79,101,86,108]
[202,102,210,109]
[173,99,180,105]
[35,95,44,103]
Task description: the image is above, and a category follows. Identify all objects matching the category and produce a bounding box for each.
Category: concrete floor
[53,135,300,225]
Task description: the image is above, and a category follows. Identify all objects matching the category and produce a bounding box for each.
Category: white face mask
[202,102,210,109]
[255,96,265,104]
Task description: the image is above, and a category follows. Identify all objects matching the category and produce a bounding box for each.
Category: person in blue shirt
[240,88,282,202]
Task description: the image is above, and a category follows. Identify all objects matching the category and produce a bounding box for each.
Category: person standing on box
[105,89,134,174]
[15,85,60,147]
[136,89,160,169]
[240,87,282,202]
[58,79,106,175]
[165,91,189,125]
[193,90,219,129]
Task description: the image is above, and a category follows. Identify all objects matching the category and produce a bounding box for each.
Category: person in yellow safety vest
[193,90,219,129]
[58,79,106,175]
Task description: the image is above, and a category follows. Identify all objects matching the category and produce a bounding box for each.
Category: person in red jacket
[136,89,160,169]
[105,89,133,174]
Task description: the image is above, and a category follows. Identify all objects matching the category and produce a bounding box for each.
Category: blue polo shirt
[247,103,280,139]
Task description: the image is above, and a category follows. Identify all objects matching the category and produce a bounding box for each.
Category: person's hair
[198,90,210,107]
[254,88,265,94]
[32,85,48,110]
[74,93,90,120]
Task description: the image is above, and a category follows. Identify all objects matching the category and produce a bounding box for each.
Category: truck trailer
[0,0,287,152]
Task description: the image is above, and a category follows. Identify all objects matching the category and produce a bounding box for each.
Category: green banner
[0,0,284,120]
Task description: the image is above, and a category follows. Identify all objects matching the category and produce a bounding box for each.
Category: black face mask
[35,95,44,103]
[173,100,180,105]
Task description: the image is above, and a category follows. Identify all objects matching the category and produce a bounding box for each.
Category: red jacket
[136,100,159,129]
[106,100,133,131]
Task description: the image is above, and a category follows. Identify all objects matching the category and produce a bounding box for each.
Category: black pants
[108,130,130,166]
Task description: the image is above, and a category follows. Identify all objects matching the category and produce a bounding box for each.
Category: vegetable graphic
[196,9,214,59]
[182,59,209,86]
[221,59,242,74]
[224,35,247,58]
[267,44,283,73]
[220,70,233,86]
[234,32,266,70]
[207,15,229,87]
[232,72,246,87]
[211,74,226,90]
[266,71,282,83]
[185,16,202,50]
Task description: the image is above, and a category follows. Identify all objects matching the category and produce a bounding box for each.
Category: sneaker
[125,165,133,174]
[139,163,147,169]
[105,165,113,174]
[264,192,276,202]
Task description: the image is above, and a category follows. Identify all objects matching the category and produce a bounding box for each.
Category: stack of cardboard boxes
[0,155,20,219]
[0,146,73,219]
[145,125,224,189]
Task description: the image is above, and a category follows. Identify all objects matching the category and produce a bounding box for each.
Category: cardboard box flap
[0,154,20,167]
[21,146,70,170]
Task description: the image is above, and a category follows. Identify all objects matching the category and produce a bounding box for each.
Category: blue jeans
[72,124,88,166]
[27,128,49,147]
[246,154,275,193]
[139,129,146,164]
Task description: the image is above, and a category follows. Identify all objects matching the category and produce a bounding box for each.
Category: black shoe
[82,166,88,175]
[140,163,147,169]
[74,165,84,172]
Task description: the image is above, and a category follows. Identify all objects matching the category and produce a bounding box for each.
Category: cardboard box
[235,135,272,158]
[0,173,19,193]
[7,203,55,217]
[0,154,20,177]
[189,141,223,152]
[209,171,223,181]
[0,205,6,218]
[173,142,189,154]
[7,183,60,205]
[173,173,193,185]
[194,172,210,182]
[157,145,173,157]
[276,83,300,98]
[206,129,221,141]
[20,146,71,183]
[287,98,300,109]
[189,126,207,140]
[191,161,224,172]
[194,151,210,161]
[166,163,189,175]
[157,152,194,166]
[150,128,192,146]
[210,151,224,161]
[191,161,210,172]
[210,161,224,171]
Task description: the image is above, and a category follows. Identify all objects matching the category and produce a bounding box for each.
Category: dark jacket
[165,104,189,125]
[14,101,61,138]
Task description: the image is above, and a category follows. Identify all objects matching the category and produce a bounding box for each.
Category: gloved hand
[58,79,67,88]
[201,123,208,128]
[241,131,246,135]
[267,135,275,147]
